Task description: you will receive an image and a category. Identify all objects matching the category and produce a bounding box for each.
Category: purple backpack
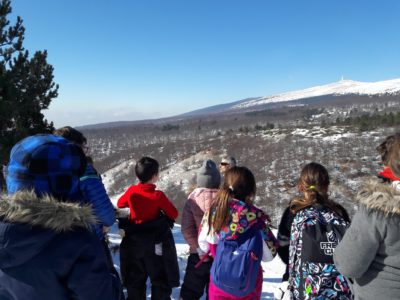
[211,227,263,296]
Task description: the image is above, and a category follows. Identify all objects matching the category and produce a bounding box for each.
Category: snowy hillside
[99,124,391,226]
[103,150,220,203]
[107,224,286,300]
[233,78,400,109]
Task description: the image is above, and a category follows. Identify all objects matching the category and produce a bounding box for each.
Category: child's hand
[196,247,206,257]
[202,256,211,262]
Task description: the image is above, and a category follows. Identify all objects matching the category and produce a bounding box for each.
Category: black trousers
[102,239,125,300]
[180,253,212,300]
[120,241,171,300]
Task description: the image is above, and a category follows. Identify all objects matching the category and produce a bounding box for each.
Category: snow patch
[102,158,136,192]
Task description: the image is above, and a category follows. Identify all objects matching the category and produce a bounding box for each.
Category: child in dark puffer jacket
[53,126,116,240]
[1,134,121,300]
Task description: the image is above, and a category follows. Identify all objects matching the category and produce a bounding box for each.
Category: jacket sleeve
[198,212,220,257]
[181,198,199,251]
[117,187,132,208]
[262,230,274,262]
[197,218,210,256]
[277,206,294,264]
[262,224,278,258]
[80,165,115,226]
[158,191,179,220]
[66,233,121,300]
[333,205,381,279]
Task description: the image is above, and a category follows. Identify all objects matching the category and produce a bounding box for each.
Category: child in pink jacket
[180,159,221,300]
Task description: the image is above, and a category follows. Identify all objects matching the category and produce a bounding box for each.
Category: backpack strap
[195,250,211,268]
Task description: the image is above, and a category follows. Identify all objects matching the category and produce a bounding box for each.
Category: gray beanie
[197,160,221,189]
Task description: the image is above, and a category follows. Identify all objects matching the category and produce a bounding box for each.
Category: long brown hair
[290,162,349,220]
[377,133,400,166]
[208,166,256,234]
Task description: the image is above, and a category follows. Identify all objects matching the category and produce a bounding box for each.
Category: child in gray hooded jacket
[334,133,400,300]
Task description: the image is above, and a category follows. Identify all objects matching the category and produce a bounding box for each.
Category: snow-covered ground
[107,225,286,300]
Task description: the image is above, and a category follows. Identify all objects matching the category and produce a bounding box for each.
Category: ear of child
[149,173,159,184]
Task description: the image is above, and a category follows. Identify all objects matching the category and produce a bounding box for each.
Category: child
[53,126,116,241]
[334,134,400,300]
[180,159,221,300]
[117,156,179,300]
[288,162,352,300]
[198,166,278,300]
[1,134,121,300]
[53,127,123,297]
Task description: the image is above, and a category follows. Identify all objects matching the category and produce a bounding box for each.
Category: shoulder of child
[121,185,135,195]
[188,187,205,198]
[155,189,168,197]
[246,202,270,221]
[293,206,323,226]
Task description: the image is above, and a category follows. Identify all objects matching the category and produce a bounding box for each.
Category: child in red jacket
[117,157,179,300]
[117,157,178,224]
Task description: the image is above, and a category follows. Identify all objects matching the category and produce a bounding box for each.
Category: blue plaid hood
[6,134,86,200]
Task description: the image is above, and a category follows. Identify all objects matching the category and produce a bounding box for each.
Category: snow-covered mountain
[233,78,400,110]
[183,78,400,116]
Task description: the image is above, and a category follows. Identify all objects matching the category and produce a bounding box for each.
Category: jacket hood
[191,187,219,197]
[357,179,400,216]
[0,191,96,268]
[0,191,96,231]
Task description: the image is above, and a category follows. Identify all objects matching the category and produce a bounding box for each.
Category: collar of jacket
[190,187,219,198]
[0,190,97,232]
[378,167,400,182]
[357,178,400,216]
[137,182,156,191]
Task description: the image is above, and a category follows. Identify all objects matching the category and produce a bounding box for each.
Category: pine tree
[0,0,58,185]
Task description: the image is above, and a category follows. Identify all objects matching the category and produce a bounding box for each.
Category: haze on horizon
[11,0,400,127]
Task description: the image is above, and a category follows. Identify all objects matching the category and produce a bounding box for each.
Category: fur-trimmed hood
[357,179,400,216]
[0,190,97,231]
[0,191,97,269]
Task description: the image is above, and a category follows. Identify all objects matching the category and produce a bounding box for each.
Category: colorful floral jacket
[198,198,278,260]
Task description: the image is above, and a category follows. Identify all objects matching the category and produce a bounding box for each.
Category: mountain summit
[184,78,400,116]
[233,78,400,110]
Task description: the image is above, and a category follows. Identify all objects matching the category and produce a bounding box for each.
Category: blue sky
[11,0,400,126]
